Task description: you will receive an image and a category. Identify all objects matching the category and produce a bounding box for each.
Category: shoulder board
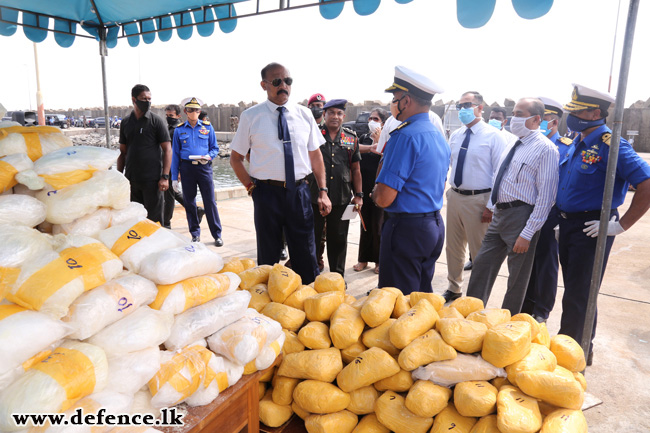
[202,120,211,125]
[601,132,611,146]
[559,136,573,145]
[341,126,357,137]
[393,121,411,132]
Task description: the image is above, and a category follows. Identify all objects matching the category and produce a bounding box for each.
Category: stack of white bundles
[36,170,130,225]
[6,235,123,319]
[207,308,283,365]
[63,273,158,340]
[88,307,173,356]
[129,388,158,420]
[99,218,188,273]
[104,347,162,396]
[109,202,148,227]
[164,289,251,351]
[138,242,224,285]
[0,153,38,193]
[30,390,133,433]
[0,125,72,161]
[222,358,244,390]
[52,208,113,238]
[150,272,239,315]
[31,146,119,190]
[0,304,70,388]
[0,194,47,227]
[184,349,227,407]
[0,340,108,432]
[253,332,285,371]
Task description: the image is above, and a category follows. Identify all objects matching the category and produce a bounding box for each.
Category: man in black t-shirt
[117,84,171,224]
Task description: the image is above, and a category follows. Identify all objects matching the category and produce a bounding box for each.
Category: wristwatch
[161,174,170,180]
[319,187,329,193]
[354,192,364,198]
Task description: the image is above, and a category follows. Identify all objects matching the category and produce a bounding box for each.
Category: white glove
[172,180,180,193]
[583,216,624,238]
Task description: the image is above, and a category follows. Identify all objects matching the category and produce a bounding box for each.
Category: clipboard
[341,204,358,221]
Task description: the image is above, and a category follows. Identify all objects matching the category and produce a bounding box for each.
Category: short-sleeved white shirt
[230,99,325,180]
[376,111,445,153]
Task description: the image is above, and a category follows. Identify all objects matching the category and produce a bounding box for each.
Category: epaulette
[341,126,357,137]
[202,120,211,126]
[391,121,411,134]
[559,136,573,145]
[601,132,611,146]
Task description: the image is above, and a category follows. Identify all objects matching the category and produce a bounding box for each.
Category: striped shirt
[490,130,559,240]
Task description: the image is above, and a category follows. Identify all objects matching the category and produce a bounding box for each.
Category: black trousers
[130,180,163,224]
[357,197,383,264]
[313,204,349,277]
[163,188,185,229]
[179,160,221,240]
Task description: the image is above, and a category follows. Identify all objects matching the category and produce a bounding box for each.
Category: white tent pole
[99,28,111,148]
[33,42,44,126]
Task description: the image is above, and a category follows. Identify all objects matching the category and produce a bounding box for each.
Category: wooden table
[159,356,282,433]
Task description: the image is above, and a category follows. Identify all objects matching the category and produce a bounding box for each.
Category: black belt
[452,187,491,196]
[559,209,615,220]
[495,200,529,210]
[385,211,439,219]
[256,177,308,188]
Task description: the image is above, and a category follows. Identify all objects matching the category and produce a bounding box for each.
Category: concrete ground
[170,158,650,433]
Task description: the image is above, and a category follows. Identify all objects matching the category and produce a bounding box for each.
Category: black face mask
[310,106,323,120]
[166,116,179,127]
[135,99,151,113]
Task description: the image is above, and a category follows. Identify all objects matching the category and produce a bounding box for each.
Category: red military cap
[308,93,326,105]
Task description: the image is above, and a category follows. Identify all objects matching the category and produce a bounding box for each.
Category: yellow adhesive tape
[243,360,257,375]
[270,339,282,356]
[22,349,53,371]
[216,372,229,392]
[0,267,20,301]
[0,303,26,320]
[111,219,161,257]
[151,273,230,312]
[149,346,205,403]
[41,168,97,190]
[0,160,18,192]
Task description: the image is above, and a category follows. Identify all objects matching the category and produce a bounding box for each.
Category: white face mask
[368,120,381,133]
[509,115,537,138]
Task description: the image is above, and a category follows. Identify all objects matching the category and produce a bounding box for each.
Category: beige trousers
[445,189,490,293]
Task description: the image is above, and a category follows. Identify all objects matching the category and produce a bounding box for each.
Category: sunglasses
[265,77,293,87]
[456,102,477,110]
[185,108,201,113]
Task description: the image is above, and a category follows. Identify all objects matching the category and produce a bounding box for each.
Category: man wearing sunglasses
[442,91,507,303]
[372,66,450,295]
[171,97,223,246]
[230,63,331,284]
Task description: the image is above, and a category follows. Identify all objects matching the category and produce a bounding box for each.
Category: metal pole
[33,43,45,126]
[608,0,623,92]
[581,0,640,357]
[99,29,111,148]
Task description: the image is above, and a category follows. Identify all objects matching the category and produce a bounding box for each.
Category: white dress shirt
[230,99,325,180]
[376,111,445,154]
[501,128,520,147]
[490,130,560,240]
[448,119,508,190]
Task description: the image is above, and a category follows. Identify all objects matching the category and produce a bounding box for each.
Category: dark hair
[371,108,389,123]
[490,107,507,119]
[261,62,285,80]
[165,104,181,116]
[406,93,432,109]
[131,84,150,98]
[528,98,545,118]
[199,111,209,121]
[462,91,484,105]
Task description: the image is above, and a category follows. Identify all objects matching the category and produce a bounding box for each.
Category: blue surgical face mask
[566,114,606,132]
[539,120,549,135]
[458,107,476,125]
[488,119,503,130]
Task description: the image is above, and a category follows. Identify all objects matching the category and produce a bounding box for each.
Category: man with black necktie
[442,91,507,303]
[229,63,332,284]
[466,97,559,315]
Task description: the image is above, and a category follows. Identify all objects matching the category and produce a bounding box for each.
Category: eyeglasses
[265,77,293,87]
[185,108,201,113]
[368,116,381,122]
[456,102,477,110]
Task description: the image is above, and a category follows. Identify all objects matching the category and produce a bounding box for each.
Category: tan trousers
[445,189,490,293]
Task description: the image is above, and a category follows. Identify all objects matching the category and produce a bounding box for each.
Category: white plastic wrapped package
[6,236,123,319]
[0,340,108,432]
[32,146,119,190]
[0,304,70,388]
[29,390,133,433]
[36,170,130,225]
[88,306,173,355]
[0,153,35,192]
[0,194,47,227]
[99,218,188,273]
[207,308,283,365]
[255,331,285,371]
[150,272,238,315]
[411,353,507,388]
[138,242,224,285]
[52,208,113,238]
[109,202,148,227]
[104,347,161,396]
[185,351,228,407]
[63,273,158,340]
[129,388,158,419]
[222,358,244,389]
[0,126,72,160]
[164,290,251,351]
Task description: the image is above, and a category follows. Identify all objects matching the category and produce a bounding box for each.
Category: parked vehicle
[45,114,69,128]
[2,111,38,126]
[94,117,106,128]
[342,111,370,136]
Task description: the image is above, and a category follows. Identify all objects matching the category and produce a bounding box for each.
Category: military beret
[323,99,347,111]
[308,93,326,105]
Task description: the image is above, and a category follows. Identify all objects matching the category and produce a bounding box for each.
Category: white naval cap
[181,97,204,109]
[385,65,444,101]
[563,83,615,113]
[538,96,564,116]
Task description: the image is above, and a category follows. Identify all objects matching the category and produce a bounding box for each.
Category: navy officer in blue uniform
[557,84,650,364]
[372,66,450,295]
[171,97,223,246]
[522,97,574,322]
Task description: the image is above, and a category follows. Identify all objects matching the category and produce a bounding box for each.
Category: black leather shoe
[280,247,288,261]
[587,351,593,366]
[197,207,205,224]
[191,236,200,242]
[463,260,473,271]
[442,290,462,303]
[532,314,547,323]
[214,238,224,247]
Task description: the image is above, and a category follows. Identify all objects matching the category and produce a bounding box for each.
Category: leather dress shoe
[280,247,288,261]
[532,313,547,323]
[442,290,462,303]
[463,260,473,271]
[214,238,224,247]
[587,351,593,366]
[191,236,200,242]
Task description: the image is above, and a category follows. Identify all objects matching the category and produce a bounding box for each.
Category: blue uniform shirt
[548,131,572,161]
[376,112,451,213]
[556,124,650,212]
[171,120,218,181]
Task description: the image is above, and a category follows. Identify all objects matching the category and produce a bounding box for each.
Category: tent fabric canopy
[0,0,554,47]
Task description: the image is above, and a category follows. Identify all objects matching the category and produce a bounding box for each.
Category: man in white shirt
[375,111,445,154]
[466,97,559,314]
[442,91,507,302]
[488,106,519,147]
[230,62,332,284]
